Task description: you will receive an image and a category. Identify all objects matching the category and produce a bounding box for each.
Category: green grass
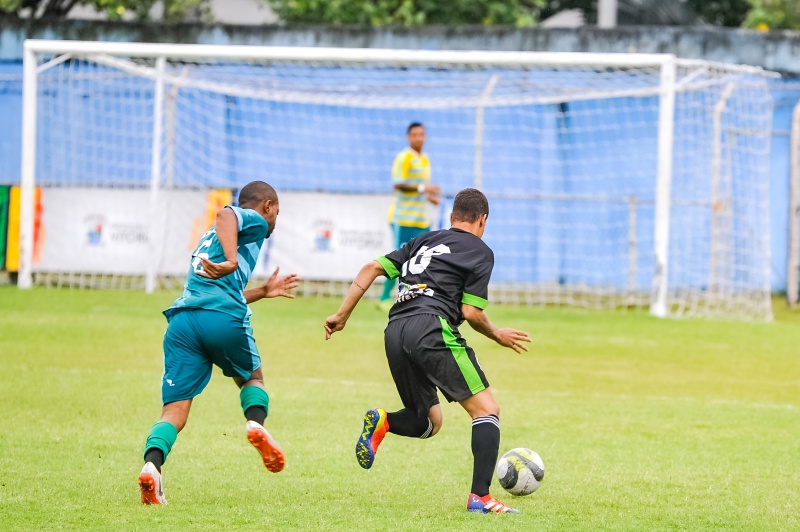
[1,287,799,531]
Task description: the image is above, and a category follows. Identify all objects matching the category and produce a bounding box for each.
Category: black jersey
[376,228,494,326]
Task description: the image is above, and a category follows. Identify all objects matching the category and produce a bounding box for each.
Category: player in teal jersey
[138,181,300,505]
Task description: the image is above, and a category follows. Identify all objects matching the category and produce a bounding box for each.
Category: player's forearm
[335,261,385,319]
[215,209,239,265]
[394,183,428,193]
[464,308,500,343]
[243,287,265,304]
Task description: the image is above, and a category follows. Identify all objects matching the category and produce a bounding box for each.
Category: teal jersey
[165,206,269,322]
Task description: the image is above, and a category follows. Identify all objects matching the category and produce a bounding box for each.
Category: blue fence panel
[0,60,788,291]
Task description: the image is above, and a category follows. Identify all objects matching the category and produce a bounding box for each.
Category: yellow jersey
[388,148,431,228]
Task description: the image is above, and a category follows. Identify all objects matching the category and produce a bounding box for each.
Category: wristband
[417,184,426,194]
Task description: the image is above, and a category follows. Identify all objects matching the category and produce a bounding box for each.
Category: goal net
[18,41,775,320]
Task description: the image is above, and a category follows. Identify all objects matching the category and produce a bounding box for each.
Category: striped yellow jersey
[388,148,431,228]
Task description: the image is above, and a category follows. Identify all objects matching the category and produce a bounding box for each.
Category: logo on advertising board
[311,219,386,253]
[85,214,105,246]
[314,220,333,252]
[83,214,148,248]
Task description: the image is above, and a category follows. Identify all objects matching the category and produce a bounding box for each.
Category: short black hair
[451,188,489,223]
[407,122,424,134]
[238,181,278,208]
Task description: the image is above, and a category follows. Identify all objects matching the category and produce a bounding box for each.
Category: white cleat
[139,462,167,505]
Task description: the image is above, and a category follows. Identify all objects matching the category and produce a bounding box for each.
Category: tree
[0,0,209,22]
[743,0,800,30]
[686,0,751,26]
[265,0,545,26]
[539,0,750,27]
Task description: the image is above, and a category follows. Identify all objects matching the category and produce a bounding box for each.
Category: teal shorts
[394,224,429,249]
[161,309,261,405]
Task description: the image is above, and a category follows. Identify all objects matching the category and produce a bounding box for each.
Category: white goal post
[18,40,776,320]
[788,96,800,309]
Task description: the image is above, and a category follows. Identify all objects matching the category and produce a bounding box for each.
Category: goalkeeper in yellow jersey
[379,122,441,310]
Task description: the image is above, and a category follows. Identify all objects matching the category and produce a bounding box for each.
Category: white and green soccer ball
[496,448,545,496]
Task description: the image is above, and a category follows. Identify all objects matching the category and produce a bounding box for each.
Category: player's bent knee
[234,377,265,390]
[247,367,264,382]
[461,389,499,419]
[428,406,443,437]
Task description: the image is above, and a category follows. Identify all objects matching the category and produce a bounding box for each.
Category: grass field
[1,287,799,531]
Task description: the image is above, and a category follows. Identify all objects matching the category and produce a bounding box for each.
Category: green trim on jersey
[376,256,400,280]
[438,316,486,395]
[461,293,488,310]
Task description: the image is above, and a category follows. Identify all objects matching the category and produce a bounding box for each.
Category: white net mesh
[25,46,774,320]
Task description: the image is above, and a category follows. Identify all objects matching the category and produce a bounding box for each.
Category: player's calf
[386,407,436,438]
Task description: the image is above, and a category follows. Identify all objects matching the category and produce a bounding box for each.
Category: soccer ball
[496,448,545,496]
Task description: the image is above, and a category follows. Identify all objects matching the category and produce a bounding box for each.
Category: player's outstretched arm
[197,208,239,279]
[462,304,531,354]
[244,267,301,304]
[394,182,441,205]
[324,261,386,340]
[425,184,441,206]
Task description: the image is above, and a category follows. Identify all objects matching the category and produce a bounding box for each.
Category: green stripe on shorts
[438,316,485,395]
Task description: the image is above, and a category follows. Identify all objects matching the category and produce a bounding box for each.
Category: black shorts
[384,313,490,418]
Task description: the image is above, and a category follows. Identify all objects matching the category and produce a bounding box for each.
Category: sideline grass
[0,287,798,530]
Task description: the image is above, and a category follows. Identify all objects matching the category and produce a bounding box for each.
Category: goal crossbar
[26,39,678,67]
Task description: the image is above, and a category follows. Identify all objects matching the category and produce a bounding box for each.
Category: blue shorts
[161,309,261,405]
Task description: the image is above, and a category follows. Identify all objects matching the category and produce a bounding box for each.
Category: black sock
[470,414,500,497]
[386,408,433,438]
[245,405,267,425]
[144,448,165,473]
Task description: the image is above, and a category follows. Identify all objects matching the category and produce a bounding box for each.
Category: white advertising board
[35,188,208,275]
[34,188,444,280]
[255,192,397,280]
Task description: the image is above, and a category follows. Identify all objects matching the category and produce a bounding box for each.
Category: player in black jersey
[324,188,531,514]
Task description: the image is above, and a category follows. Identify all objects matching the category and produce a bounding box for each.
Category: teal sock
[143,421,178,464]
[379,278,394,301]
[240,385,270,422]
